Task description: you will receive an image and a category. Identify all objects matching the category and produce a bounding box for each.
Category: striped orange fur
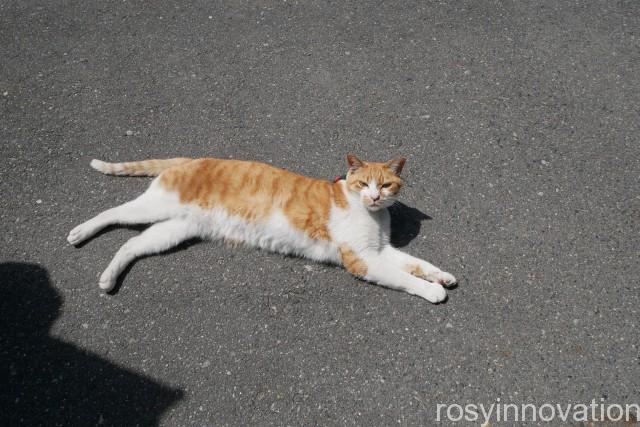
[339,245,368,276]
[158,158,351,240]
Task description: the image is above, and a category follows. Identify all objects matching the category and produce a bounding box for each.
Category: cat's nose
[372,195,380,202]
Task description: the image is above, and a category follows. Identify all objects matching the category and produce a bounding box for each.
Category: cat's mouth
[367,198,397,210]
[363,195,395,210]
[367,201,385,211]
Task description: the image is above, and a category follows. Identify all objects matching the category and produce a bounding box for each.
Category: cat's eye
[358,181,368,187]
[381,183,392,188]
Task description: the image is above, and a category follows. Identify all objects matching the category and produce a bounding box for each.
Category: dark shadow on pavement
[0,262,184,426]
[389,202,432,248]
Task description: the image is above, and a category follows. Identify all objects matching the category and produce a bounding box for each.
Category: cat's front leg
[381,247,457,287]
[339,245,446,303]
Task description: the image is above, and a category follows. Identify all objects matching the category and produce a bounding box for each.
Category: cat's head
[345,154,405,211]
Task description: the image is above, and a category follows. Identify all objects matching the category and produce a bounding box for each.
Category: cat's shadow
[388,202,432,248]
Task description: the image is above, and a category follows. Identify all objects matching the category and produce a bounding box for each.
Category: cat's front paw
[434,271,457,287]
[415,283,447,303]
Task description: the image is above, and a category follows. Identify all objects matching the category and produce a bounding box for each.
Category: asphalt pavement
[1,0,639,425]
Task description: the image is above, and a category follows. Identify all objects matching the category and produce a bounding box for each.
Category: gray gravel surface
[1,0,639,426]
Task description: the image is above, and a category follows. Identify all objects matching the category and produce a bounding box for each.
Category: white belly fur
[189,206,340,263]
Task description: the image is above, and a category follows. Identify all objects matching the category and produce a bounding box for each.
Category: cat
[67,154,457,302]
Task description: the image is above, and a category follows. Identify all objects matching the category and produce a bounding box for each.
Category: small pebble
[445,322,453,328]
[36,199,42,204]
[537,192,544,196]
[125,130,133,136]
[2,91,8,96]
[541,160,549,165]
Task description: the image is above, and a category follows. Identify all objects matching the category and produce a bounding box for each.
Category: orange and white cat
[68,154,456,302]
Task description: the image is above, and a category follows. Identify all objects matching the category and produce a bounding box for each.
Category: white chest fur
[328,188,391,255]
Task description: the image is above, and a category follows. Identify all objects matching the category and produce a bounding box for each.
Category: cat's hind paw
[98,270,117,291]
[67,223,93,246]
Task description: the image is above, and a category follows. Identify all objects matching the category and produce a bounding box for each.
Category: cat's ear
[386,157,406,176]
[346,154,364,172]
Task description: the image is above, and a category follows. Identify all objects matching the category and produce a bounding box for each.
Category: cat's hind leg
[67,185,180,245]
[98,218,200,291]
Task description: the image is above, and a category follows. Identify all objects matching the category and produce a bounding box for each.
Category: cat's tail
[90,158,193,176]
